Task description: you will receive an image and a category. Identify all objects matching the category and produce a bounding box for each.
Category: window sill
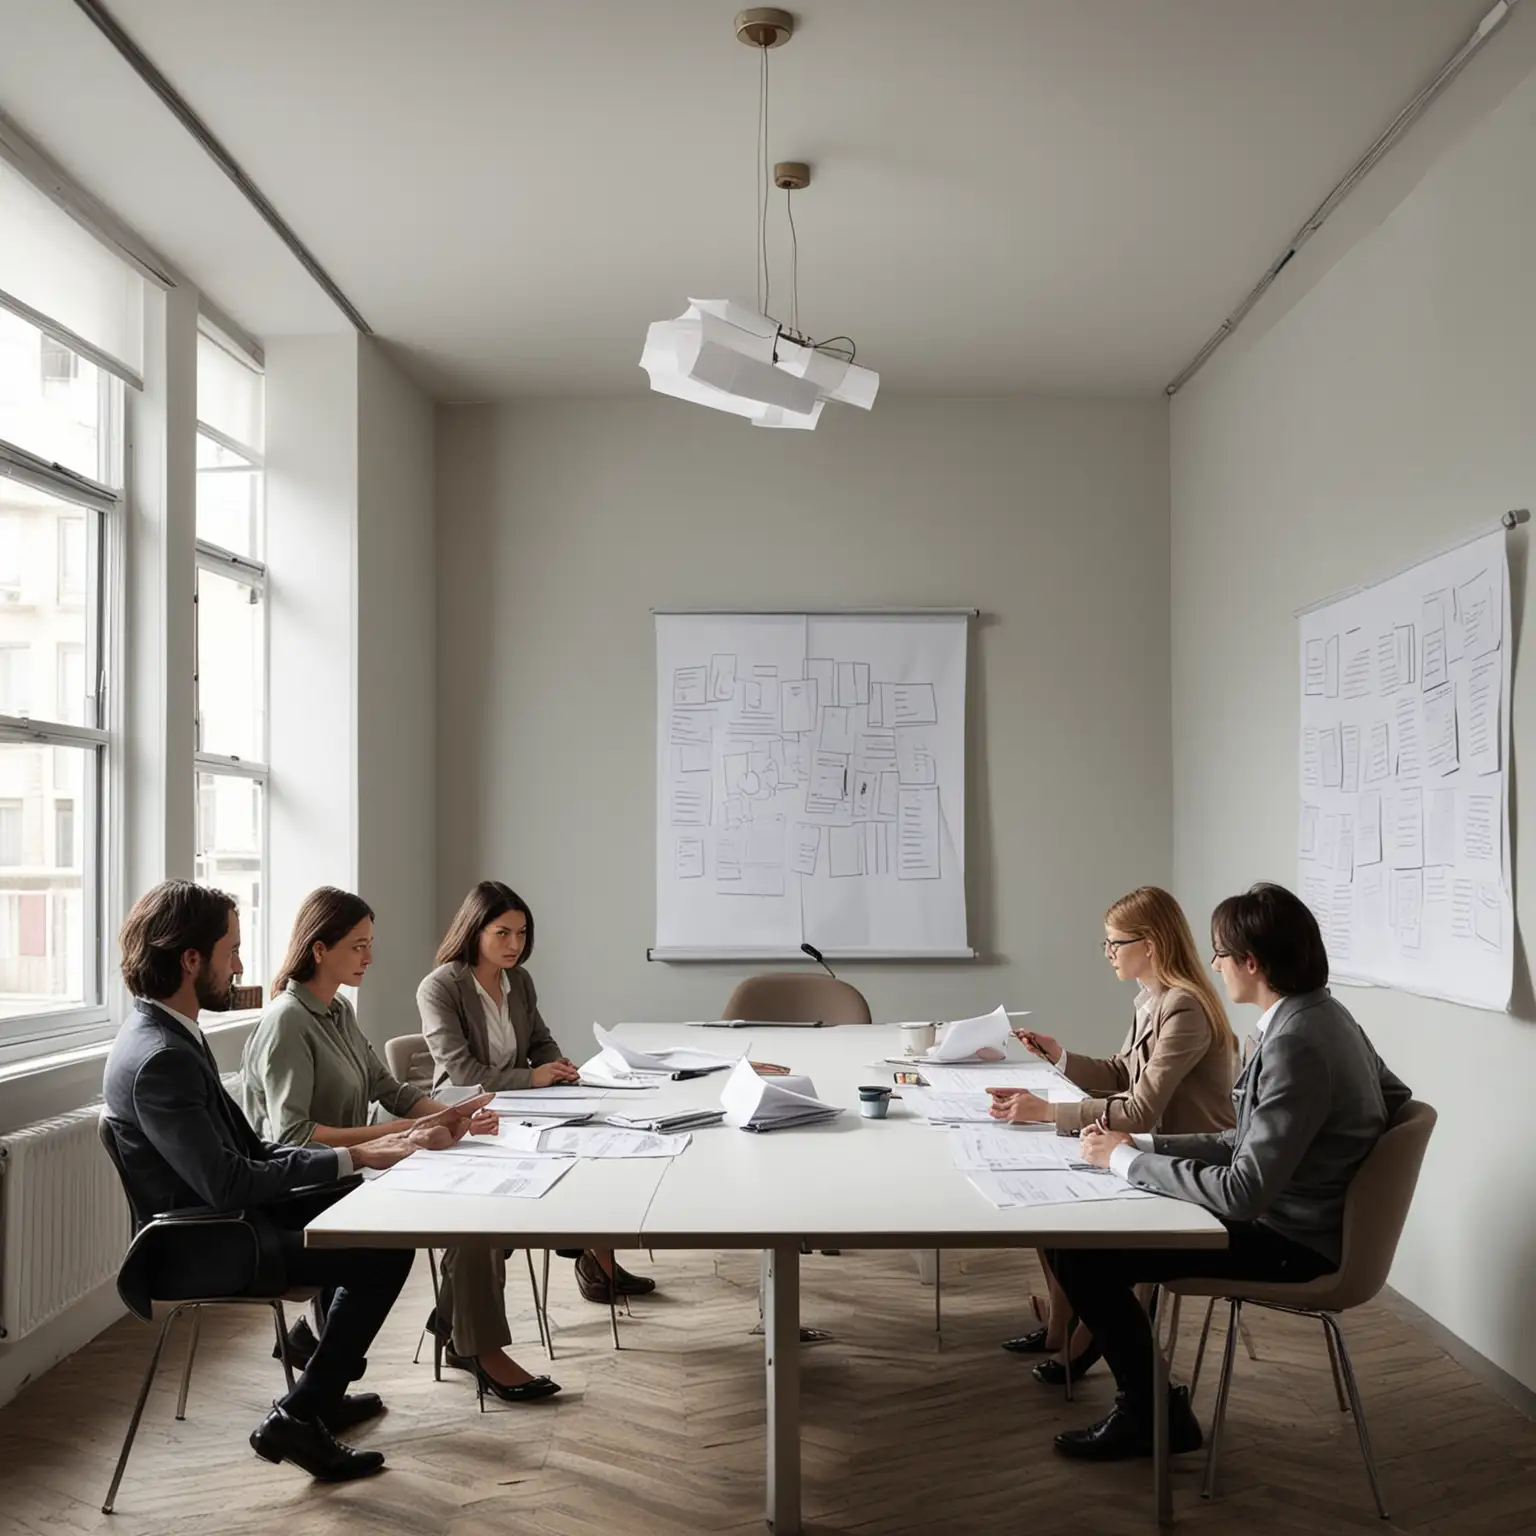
[0,1008,262,1086]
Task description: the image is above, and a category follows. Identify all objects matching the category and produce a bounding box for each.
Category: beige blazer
[416,961,564,1093]
[1053,985,1238,1136]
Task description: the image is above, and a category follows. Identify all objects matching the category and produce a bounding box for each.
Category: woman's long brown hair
[1104,885,1234,1051]
[272,887,374,995]
[435,881,535,968]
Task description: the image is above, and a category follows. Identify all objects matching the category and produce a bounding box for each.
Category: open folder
[719,1058,843,1132]
[586,1022,743,1080]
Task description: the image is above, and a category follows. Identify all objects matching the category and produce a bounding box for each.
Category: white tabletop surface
[305,1025,1226,1252]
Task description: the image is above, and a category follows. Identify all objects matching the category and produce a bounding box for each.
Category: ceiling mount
[774,161,810,191]
[735,8,794,49]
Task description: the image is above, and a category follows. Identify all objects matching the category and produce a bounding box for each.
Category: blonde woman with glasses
[989,885,1239,1384]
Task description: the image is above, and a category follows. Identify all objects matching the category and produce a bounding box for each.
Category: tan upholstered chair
[1165,1099,1437,1519]
[723,973,872,1025]
[384,1032,437,1089]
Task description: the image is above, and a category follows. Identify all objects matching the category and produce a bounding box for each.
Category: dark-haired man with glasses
[1045,881,1411,1462]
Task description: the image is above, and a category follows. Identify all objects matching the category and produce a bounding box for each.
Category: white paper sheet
[901,1090,999,1124]
[655,613,970,955]
[948,1126,1090,1171]
[1297,529,1512,1009]
[928,1005,1011,1062]
[590,1022,742,1075]
[378,1151,576,1199]
[498,1125,692,1159]
[965,1169,1155,1209]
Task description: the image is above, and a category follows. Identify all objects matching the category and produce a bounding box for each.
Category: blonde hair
[1104,886,1235,1053]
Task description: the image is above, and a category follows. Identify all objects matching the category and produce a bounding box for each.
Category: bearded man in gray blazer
[1047,882,1412,1462]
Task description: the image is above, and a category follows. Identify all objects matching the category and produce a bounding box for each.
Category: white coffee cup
[900,1022,936,1056]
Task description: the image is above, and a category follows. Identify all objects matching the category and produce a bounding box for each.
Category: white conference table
[306,1025,1226,1531]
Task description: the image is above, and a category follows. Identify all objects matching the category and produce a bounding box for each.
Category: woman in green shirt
[241,886,560,1404]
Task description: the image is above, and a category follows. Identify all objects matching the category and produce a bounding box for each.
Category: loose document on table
[1297,528,1513,1009]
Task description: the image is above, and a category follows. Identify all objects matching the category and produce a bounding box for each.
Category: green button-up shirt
[239,980,425,1146]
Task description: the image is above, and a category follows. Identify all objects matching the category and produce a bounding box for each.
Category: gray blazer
[1126,988,1411,1266]
[416,961,564,1092]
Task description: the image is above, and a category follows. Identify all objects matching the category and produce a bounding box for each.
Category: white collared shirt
[159,1001,203,1039]
[473,969,517,1067]
[1109,996,1284,1182]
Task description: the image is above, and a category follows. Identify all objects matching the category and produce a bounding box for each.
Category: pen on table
[750,1060,791,1074]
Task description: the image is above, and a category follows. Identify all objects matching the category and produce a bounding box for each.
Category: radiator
[0,1104,129,1340]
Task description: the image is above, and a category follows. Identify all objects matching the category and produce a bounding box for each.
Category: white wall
[1172,69,1536,1391]
[436,396,1171,1055]
[356,339,437,1044]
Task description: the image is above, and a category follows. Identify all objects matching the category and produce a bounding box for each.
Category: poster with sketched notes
[1297,529,1512,1010]
[654,613,969,956]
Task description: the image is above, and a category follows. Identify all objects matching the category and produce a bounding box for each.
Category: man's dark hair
[1211,882,1329,996]
[119,881,237,1000]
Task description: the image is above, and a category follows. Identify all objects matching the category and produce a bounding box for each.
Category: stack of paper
[948,1125,1089,1172]
[583,1022,744,1083]
[966,1169,1155,1210]
[490,1091,616,1117]
[719,1058,842,1132]
[607,1108,726,1134]
[497,1124,692,1159]
[379,1150,575,1199]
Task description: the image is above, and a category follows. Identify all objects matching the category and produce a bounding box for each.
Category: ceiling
[0,0,1521,398]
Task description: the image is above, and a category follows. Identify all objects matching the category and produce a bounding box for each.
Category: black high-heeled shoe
[446,1351,562,1403]
[1001,1327,1052,1354]
[1033,1337,1103,1386]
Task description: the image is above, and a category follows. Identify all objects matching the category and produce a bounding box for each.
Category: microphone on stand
[800,942,837,979]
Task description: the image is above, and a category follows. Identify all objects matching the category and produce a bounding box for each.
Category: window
[57,517,85,602]
[0,799,20,865]
[54,798,74,868]
[0,154,126,1040]
[40,335,78,385]
[195,327,267,990]
[0,644,28,716]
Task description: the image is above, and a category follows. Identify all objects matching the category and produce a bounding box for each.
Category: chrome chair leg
[102,1304,188,1514]
[272,1300,297,1394]
[523,1249,553,1358]
[933,1250,942,1338]
[1322,1313,1349,1412]
[174,1306,203,1421]
[1326,1315,1390,1519]
[540,1250,556,1361]
[1201,1299,1242,1501]
[1162,1290,1183,1365]
[1189,1297,1216,1402]
[1239,1317,1258,1360]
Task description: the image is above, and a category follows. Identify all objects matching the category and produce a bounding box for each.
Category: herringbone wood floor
[2,1248,1533,1535]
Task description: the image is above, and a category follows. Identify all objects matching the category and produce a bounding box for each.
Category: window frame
[0,387,118,1049]
[193,324,268,989]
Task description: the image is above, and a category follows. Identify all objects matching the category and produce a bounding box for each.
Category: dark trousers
[1047,1221,1334,1414]
[249,1191,414,1420]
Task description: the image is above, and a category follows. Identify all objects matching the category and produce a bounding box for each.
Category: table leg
[764,1243,802,1534]
[1153,1284,1172,1526]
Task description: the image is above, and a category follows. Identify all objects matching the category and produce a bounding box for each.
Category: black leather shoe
[1002,1327,1052,1354]
[1053,1387,1203,1462]
[249,1403,385,1480]
[317,1393,385,1435]
[1033,1337,1104,1385]
[612,1262,656,1296]
[574,1251,615,1304]
[554,1248,584,1259]
[445,1353,562,1403]
[271,1316,319,1369]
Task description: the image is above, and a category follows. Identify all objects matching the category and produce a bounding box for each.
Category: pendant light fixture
[640,9,879,430]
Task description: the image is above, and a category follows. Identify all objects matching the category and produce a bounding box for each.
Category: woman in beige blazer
[419,881,658,1308]
[988,885,1239,1383]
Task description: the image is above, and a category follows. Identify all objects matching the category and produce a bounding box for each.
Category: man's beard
[193,962,233,1013]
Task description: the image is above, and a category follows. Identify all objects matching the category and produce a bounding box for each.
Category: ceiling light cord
[757,44,772,318]
[786,186,799,336]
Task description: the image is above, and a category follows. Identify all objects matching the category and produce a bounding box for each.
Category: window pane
[196,432,263,560]
[0,309,107,481]
[197,334,263,454]
[0,481,97,726]
[0,740,96,1018]
[196,565,265,760]
[196,771,263,991]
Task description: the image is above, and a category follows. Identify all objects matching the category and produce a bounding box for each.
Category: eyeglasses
[1210,949,1232,962]
[1102,937,1143,956]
